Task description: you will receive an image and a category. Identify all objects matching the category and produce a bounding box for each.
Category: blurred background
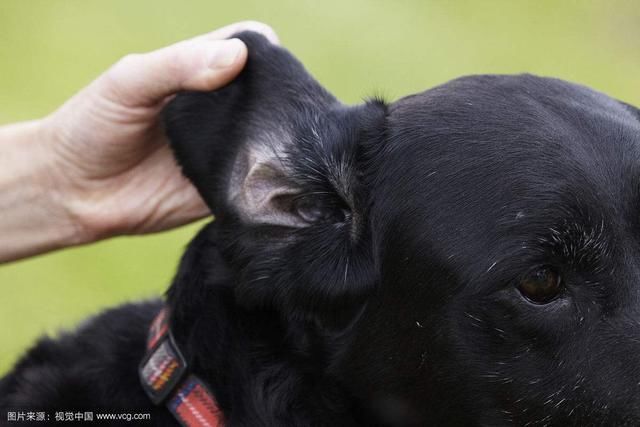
[1,0,639,375]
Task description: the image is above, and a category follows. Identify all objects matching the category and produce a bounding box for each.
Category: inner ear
[228,143,347,228]
[228,144,304,227]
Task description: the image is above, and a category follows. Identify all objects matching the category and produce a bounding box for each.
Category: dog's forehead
[372,75,640,261]
[386,74,639,156]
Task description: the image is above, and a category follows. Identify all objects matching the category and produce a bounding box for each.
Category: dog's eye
[517,267,562,304]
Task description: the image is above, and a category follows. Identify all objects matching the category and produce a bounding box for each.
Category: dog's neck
[164,222,359,425]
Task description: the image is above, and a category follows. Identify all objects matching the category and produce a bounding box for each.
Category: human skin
[0,21,279,263]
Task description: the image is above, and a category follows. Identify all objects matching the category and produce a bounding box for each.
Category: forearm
[0,120,85,263]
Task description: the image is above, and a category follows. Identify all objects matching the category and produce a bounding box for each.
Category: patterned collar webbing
[139,307,223,427]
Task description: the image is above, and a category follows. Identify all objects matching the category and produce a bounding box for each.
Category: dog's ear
[166,31,340,227]
[165,32,387,321]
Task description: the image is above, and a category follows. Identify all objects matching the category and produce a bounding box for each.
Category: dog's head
[166,32,640,425]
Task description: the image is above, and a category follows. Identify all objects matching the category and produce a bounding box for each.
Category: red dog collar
[139,307,223,427]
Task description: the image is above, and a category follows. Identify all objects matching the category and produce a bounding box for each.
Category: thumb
[101,37,247,107]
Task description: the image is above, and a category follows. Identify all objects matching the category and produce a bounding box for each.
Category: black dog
[2,31,640,426]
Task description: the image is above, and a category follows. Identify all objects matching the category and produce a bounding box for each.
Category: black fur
[2,32,640,426]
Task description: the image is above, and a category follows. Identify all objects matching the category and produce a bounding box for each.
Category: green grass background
[1,0,639,375]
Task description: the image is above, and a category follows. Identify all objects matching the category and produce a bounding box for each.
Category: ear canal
[164,31,338,223]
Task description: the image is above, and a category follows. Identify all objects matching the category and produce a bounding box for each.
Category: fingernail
[208,39,244,69]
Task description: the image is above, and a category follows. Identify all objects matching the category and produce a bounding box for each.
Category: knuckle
[161,49,185,79]
[112,53,142,73]
[101,53,144,106]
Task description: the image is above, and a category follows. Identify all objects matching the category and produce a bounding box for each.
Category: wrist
[0,119,89,262]
[41,116,102,243]
[39,115,112,246]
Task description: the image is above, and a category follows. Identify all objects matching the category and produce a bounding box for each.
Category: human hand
[42,21,278,241]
